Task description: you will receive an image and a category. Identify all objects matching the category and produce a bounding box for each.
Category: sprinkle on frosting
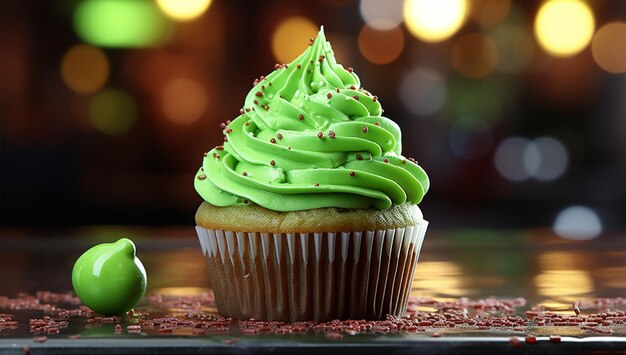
[194,26,429,211]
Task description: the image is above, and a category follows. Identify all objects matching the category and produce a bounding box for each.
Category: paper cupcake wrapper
[195,221,428,322]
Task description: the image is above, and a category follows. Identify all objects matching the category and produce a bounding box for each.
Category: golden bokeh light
[89,89,137,135]
[162,78,208,125]
[534,0,595,57]
[535,270,593,297]
[412,261,465,297]
[592,22,626,74]
[156,0,212,21]
[451,33,499,78]
[272,17,318,64]
[61,44,109,94]
[403,0,468,42]
[358,25,405,65]
[470,0,511,25]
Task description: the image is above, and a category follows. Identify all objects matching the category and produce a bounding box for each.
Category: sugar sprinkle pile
[1,291,625,346]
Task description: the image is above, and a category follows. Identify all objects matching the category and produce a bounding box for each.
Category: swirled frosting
[195,27,429,211]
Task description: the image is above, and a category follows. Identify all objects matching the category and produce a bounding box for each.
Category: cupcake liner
[195,221,428,322]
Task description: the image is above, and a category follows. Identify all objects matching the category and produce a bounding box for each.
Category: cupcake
[194,27,429,322]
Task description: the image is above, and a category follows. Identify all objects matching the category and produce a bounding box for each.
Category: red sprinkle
[270,160,275,166]
[314,183,319,186]
[362,127,368,133]
[298,114,304,121]
[317,132,323,139]
[297,64,302,69]
[254,99,258,105]
[242,172,247,176]
[353,95,359,100]
[356,154,363,160]
[328,131,336,139]
[347,67,353,73]
[384,158,389,163]
[375,122,380,126]
[549,335,561,343]
[270,138,277,144]
[327,93,332,99]
[525,336,537,344]
[255,91,263,97]
[349,171,356,177]
[277,133,283,140]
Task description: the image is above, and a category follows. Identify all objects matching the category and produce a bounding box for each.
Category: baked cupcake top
[195,27,429,212]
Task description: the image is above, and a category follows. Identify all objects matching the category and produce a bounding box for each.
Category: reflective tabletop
[1,227,625,354]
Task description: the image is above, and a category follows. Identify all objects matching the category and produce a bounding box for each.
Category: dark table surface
[1,227,625,354]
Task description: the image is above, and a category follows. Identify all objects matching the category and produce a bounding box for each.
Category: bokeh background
[1,0,625,237]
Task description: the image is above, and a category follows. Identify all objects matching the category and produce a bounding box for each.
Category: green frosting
[194,27,429,211]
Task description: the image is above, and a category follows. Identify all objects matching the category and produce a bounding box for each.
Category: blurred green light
[74,0,172,47]
[89,89,137,135]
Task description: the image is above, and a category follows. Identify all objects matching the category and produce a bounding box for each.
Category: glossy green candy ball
[72,238,147,316]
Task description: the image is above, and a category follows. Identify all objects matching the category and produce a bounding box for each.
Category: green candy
[72,238,147,316]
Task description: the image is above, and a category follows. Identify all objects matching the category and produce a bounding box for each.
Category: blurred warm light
[156,0,211,21]
[161,78,208,125]
[272,17,318,64]
[535,270,593,297]
[491,25,534,74]
[534,0,595,57]
[592,22,626,74]
[538,251,581,271]
[359,0,404,30]
[60,45,110,94]
[448,117,493,160]
[403,0,468,42]
[470,0,511,25]
[358,25,404,64]
[412,261,465,297]
[494,137,531,181]
[151,287,209,296]
[523,137,568,181]
[399,68,447,116]
[554,206,602,240]
[74,0,171,48]
[88,89,137,135]
[451,34,499,78]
